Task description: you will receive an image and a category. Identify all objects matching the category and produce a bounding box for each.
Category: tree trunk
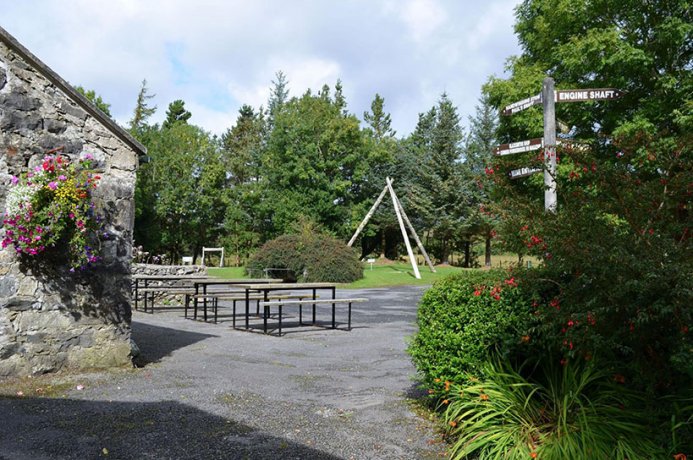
[463,241,471,268]
[485,237,492,268]
[440,238,449,265]
[379,229,386,259]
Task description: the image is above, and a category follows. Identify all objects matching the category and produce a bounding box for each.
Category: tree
[363,93,396,140]
[410,94,467,265]
[221,104,265,185]
[464,94,500,267]
[263,86,370,237]
[220,104,268,264]
[74,85,111,117]
[162,99,191,129]
[484,0,692,392]
[143,123,226,262]
[128,79,157,137]
[353,93,399,258]
[267,71,289,132]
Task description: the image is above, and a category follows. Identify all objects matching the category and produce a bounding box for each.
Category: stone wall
[0,33,140,376]
[132,264,207,277]
[132,264,208,306]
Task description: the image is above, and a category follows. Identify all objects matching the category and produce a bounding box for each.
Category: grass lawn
[340,262,467,288]
[208,263,468,288]
[206,253,535,289]
[207,267,247,279]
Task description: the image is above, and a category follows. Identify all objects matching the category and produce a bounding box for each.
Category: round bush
[408,269,537,391]
[246,233,363,283]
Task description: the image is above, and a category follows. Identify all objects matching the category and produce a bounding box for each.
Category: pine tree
[162,99,191,129]
[464,94,500,267]
[221,104,265,185]
[267,71,289,132]
[128,79,157,137]
[363,93,395,140]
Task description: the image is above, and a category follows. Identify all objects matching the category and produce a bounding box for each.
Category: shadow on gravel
[0,396,341,460]
[131,321,218,366]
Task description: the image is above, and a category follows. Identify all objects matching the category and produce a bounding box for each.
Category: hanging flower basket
[2,153,106,271]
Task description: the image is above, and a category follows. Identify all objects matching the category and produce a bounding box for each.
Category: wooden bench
[136,287,195,313]
[187,293,319,324]
[259,298,368,336]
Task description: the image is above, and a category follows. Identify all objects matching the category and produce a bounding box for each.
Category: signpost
[555,88,623,102]
[494,138,564,156]
[494,138,543,156]
[501,94,541,115]
[509,167,542,179]
[499,79,623,211]
[542,78,557,212]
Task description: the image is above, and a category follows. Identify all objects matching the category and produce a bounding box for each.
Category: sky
[2,0,522,137]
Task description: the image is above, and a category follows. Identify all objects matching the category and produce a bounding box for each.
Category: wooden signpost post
[500,78,623,212]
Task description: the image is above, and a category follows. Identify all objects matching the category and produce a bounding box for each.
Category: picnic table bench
[132,274,210,313]
[187,292,319,324]
[260,298,368,336]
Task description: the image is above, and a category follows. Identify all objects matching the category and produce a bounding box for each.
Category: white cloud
[2,0,522,136]
[399,0,447,42]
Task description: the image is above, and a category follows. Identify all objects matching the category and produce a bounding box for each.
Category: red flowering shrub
[408,269,538,392]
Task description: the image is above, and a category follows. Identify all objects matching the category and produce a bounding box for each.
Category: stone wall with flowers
[0,32,142,376]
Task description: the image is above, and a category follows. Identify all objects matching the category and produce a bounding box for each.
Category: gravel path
[0,286,444,460]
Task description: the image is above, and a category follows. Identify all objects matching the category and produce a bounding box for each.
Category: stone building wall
[0,28,143,376]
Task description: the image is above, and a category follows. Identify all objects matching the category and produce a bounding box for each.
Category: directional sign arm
[501,94,542,116]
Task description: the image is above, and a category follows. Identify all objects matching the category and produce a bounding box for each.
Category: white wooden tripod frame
[347,177,435,279]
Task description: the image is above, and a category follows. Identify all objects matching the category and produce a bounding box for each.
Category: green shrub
[246,233,363,283]
[442,358,667,460]
[408,269,537,391]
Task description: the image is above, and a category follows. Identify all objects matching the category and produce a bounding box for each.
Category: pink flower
[58,175,67,181]
[48,182,58,190]
[11,176,19,185]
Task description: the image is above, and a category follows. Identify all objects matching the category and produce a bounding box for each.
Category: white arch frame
[202,247,225,267]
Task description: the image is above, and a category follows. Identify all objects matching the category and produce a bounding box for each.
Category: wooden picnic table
[132,274,211,312]
[232,282,337,332]
[191,278,283,322]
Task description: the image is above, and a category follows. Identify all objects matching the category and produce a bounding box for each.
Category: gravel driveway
[0,285,444,459]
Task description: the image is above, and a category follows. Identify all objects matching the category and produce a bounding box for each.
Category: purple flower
[48,182,58,190]
[11,176,19,185]
[58,175,67,181]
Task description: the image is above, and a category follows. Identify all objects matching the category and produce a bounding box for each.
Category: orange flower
[521,335,531,343]
[434,378,441,383]
[428,389,434,394]
[442,399,449,405]
[673,454,686,460]
[480,394,489,401]
[444,381,450,391]
[530,452,537,459]
[448,420,457,427]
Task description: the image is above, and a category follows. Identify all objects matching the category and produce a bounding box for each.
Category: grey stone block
[0,89,40,111]
[44,118,67,134]
[59,101,88,120]
[0,275,18,298]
